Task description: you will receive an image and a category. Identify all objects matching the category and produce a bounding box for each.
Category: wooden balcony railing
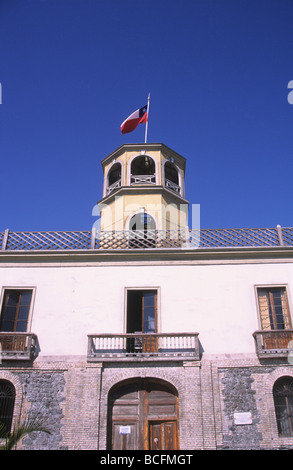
[253,330,293,359]
[87,333,200,362]
[0,333,38,361]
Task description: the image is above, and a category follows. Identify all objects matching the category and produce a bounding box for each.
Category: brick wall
[1,356,293,450]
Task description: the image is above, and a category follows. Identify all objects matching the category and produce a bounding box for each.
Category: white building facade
[0,143,293,450]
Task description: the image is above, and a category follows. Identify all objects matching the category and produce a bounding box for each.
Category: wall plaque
[234,412,252,425]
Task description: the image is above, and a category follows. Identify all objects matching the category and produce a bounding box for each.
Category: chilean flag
[120,104,148,134]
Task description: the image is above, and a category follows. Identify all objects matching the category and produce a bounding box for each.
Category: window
[129,212,156,232]
[0,290,33,332]
[126,290,157,334]
[126,289,158,353]
[273,377,293,436]
[0,380,16,437]
[257,287,291,331]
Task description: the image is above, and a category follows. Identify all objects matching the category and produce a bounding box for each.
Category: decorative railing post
[277,225,284,246]
[91,228,96,249]
[1,228,9,251]
[185,226,190,248]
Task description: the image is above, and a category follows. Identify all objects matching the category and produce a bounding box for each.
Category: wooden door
[109,382,143,450]
[149,421,178,450]
[109,380,179,450]
[112,422,139,450]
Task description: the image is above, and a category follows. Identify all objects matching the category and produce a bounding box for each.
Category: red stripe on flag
[120,107,148,134]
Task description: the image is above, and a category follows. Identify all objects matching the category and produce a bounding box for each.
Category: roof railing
[1,226,292,251]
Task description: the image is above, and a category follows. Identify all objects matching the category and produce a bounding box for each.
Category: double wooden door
[108,380,179,450]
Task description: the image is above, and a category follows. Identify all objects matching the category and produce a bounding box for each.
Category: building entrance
[108,379,179,450]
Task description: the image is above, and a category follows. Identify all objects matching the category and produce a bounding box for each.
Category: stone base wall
[0,355,293,450]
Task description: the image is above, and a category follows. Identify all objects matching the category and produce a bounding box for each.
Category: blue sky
[0,0,293,232]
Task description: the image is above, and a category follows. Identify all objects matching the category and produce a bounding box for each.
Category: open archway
[130,155,156,185]
[164,161,180,193]
[107,162,122,194]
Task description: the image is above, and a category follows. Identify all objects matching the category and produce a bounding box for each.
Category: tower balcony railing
[253,329,293,359]
[0,332,38,361]
[130,174,156,185]
[165,178,181,194]
[106,178,121,195]
[87,332,200,362]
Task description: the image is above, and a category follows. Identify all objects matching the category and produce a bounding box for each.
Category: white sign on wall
[234,412,252,425]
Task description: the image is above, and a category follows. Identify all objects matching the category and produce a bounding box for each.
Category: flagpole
[144,92,150,143]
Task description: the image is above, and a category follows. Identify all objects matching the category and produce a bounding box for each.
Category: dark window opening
[0,290,32,332]
[165,162,179,185]
[131,155,155,176]
[0,380,16,437]
[126,290,157,353]
[273,376,293,436]
[127,290,157,334]
[108,163,121,186]
[130,156,156,185]
[129,213,156,232]
[164,162,180,193]
[129,213,156,248]
[107,163,122,194]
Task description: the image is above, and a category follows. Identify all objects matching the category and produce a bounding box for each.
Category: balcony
[0,333,38,361]
[253,330,293,359]
[87,332,200,362]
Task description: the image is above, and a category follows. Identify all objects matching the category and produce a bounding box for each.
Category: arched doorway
[0,380,16,437]
[129,212,156,248]
[108,378,179,450]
